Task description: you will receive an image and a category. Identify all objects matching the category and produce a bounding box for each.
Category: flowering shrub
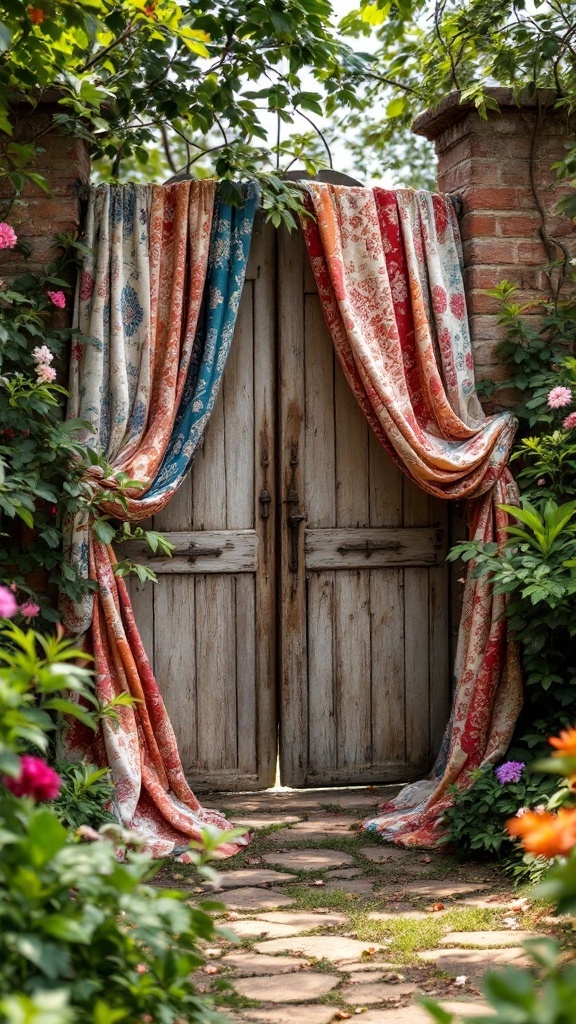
[0,602,237,1024]
[425,728,576,1023]
[441,758,564,864]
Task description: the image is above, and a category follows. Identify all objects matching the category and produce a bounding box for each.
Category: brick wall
[0,97,90,299]
[414,88,576,400]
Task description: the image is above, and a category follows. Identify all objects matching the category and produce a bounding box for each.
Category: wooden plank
[335,570,371,770]
[306,761,429,786]
[235,575,257,775]
[186,768,260,792]
[195,574,236,771]
[429,563,450,756]
[335,357,369,528]
[253,221,278,788]
[124,576,155,674]
[404,568,430,765]
[192,385,226,530]
[369,432,403,527]
[403,473,429,528]
[153,474,192,533]
[305,527,447,569]
[153,575,197,769]
[116,530,258,573]
[403,468,431,768]
[224,280,254,529]
[307,572,336,774]
[304,294,335,528]
[278,225,307,786]
[370,569,405,764]
[303,251,318,294]
[244,212,265,281]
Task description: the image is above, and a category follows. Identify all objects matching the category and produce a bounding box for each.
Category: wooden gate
[125,220,451,792]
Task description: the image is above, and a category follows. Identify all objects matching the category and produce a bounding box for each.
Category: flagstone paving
[156,787,559,1023]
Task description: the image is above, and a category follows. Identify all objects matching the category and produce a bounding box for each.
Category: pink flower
[0,585,18,618]
[563,411,576,430]
[537,477,546,486]
[547,386,572,409]
[2,755,61,802]
[9,582,18,593]
[0,223,18,250]
[47,290,66,309]
[36,364,57,383]
[19,600,40,619]
[32,345,53,365]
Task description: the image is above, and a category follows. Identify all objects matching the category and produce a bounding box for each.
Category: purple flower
[495,761,525,785]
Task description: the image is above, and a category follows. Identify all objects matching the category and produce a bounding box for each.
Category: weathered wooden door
[277,229,450,788]
[125,219,451,791]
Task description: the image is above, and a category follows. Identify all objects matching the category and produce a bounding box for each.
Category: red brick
[459,186,520,211]
[516,239,549,265]
[459,213,498,240]
[462,237,517,264]
[498,213,541,236]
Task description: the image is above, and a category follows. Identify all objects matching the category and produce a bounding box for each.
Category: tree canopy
[0,0,575,208]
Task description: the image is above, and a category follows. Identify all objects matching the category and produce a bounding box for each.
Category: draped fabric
[62,180,259,857]
[302,183,523,847]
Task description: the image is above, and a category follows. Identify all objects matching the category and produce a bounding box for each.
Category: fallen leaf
[430,902,445,912]
[334,1013,352,1020]
[203,965,220,975]
[312,879,326,886]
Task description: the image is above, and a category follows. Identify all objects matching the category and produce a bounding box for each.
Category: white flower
[32,345,54,365]
[455,976,468,986]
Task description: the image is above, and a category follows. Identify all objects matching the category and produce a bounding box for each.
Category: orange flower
[506,808,576,858]
[27,6,46,23]
[549,725,576,758]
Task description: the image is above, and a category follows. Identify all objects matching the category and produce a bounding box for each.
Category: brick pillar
[0,94,90,284]
[413,88,576,398]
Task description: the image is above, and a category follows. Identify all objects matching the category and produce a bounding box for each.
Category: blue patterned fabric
[147,181,260,499]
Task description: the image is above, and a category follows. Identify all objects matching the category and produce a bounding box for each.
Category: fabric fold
[301,182,523,847]
[62,180,259,857]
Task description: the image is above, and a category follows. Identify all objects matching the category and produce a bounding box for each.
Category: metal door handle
[337,540,402,558]
[187,542,223,563]
[285,485,307,573]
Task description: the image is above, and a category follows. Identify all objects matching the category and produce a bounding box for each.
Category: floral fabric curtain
[302,183,523,847]
[62,180,259,857]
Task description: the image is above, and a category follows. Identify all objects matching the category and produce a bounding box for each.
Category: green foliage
[426,749,576,1024]
[51,761,116,831]
[479,282,576,425]
[341,0,576,201]
[0,615,238,1024]
[0,622,96,777]
[0,0,371,214]
[442,761,564,860]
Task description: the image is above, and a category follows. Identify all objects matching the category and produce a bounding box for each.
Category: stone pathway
[156,787,556,1023]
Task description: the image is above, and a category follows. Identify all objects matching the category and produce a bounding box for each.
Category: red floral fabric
[302,183,523,847]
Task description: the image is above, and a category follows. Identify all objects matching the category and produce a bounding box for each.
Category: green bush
[51,761,116,831]
[0,609,238,1024]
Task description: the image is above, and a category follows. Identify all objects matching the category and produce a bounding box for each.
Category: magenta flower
[495,761,525,785]
[563,411,576,430]
[0,585,18,618]
[47,290,66,309]
[0,222,18,250]
[36,364,57,383]
[32,345,54,365]
[19,600,40,619]
[2,755,61,802]
[547,386,572,409]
